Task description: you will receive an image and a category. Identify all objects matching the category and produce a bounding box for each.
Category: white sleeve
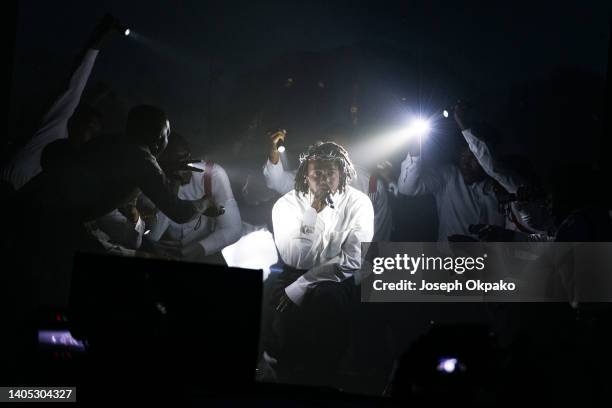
[148,210,170,242]
[372,178,389,240]
[95,209,146,250]
[272,196,328,271]
[284,195,375,305]
[398,154,447,196]
[87,223,138,257]
[198,164,242,255]
[509,202,554,236]
[263,157,297,195]
[462,129,522,194]
[0,49,99,190]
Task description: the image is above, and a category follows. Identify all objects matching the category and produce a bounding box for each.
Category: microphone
[162,159,205,173]
[325,192,335,209]
[184,161,205,173]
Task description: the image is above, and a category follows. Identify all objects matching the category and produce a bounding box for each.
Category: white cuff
[134,216,146,234]
[285,276,307,306]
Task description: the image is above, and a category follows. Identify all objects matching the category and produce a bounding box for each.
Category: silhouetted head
[68,103,102,147]
[159,132,193,185]
[126,105,170,157]
[458,146,486,185]
[458,124,502,185]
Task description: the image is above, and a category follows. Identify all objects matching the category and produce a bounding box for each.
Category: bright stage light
[437,357,458,373]
[398,118,431,140]
[443,109,449,118]
[349,113,435,166]
[124,28,131,36]
[411,118,430,136]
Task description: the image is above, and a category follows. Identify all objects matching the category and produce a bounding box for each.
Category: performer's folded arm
[272,202,327,270]
[284,196,374,305]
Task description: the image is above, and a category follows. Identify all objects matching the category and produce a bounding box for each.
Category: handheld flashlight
[271,129,287,153]
[114,21,131,37]
[276,139,286,153]
[436,357,466,374]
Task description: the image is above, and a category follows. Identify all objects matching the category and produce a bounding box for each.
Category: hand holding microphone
[324,191,335,209]
[193,195,225,218]
[311,187,334,212]
[160,158,205,174]
[176,159,205,173]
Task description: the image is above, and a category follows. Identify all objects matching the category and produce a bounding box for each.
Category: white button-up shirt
[1,49,150,250]
[148,162,242,256]
[398,154,505,242]
[263,152,391,241]
[1,49,99,190]
[462,128,554,237]
[272,185,374,305]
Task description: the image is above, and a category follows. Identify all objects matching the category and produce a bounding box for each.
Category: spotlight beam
[349,116,434,166]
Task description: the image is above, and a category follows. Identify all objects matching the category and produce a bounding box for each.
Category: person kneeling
[263,141,374,386]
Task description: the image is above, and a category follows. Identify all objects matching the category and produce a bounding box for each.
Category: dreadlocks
[294,141,356,197]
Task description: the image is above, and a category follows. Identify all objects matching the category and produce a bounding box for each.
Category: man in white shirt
[15,105,211,309]
[264,141,374,385]
[263,129,392,242]
[1,14,118,190]
[452,103,554,242]
[397,106,507,243]
[0,15,147,255]
[146,133,242,263]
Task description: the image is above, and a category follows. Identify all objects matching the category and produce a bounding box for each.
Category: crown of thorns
[298,151,345,163]
[297,142,356,178]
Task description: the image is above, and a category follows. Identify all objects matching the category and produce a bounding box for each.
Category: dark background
[3,2,612,400]
[5,0,612,202]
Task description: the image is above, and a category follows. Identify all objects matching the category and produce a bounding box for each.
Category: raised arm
[454,102,523,194]
[263,157,297,195]
[33,14,117,150]
[398,153,448,196]
[1,15,119,189]
[262,130,296,194]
